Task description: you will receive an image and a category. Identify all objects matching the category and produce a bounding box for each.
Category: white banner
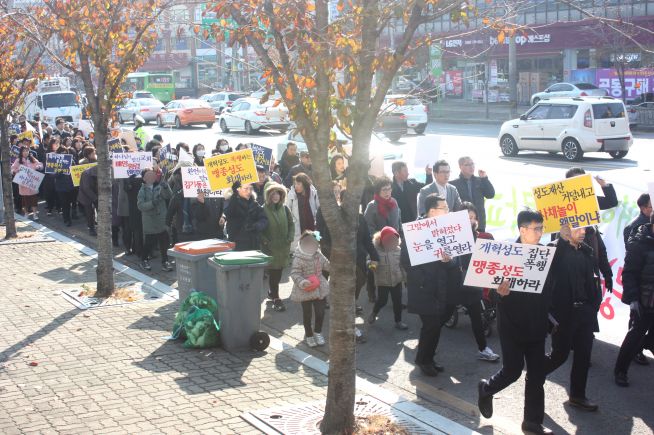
[12,165,45,191]
[181,166,222,198]
[112,152,153,178]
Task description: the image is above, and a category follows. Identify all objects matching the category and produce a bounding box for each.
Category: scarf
[374,194,397,220]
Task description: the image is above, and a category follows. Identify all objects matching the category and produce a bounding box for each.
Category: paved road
[31,120,654,434]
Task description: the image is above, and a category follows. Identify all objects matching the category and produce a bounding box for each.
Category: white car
[118,98,164,124]
[499,97,633,162]
[383,94,428,134]
[200,92,245,115]
[218,97,290,135]
[530,83,607,106]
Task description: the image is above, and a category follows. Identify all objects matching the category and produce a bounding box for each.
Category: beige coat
[372,235,404,287]
[290,246,330,302]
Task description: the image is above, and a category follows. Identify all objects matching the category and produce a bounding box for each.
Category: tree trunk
[0,116,17,239]
[92,121,115,297]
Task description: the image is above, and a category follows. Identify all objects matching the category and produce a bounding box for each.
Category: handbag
[303,258,321,292]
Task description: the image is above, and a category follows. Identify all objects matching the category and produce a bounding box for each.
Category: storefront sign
[204,149,257,191]
[442,70,463,96]
[596,68,654,99]
[13,165,45,191]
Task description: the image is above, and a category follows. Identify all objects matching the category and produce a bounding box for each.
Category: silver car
[531,83,607,106]
[118,98,164,124]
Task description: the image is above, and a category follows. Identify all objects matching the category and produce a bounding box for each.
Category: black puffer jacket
[622,224,654,305]
[224,192,268,251]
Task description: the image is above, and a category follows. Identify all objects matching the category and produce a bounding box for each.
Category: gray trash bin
[208,251,271,351]
[168,239,234,302]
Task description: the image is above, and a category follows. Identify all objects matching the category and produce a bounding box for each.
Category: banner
[17,131,34,142]
[45,153,73,175]
[159,144,177,175]
[12,165,45,191]
[533,174,600,233]
[70,163,97,187]
[181,166,222,198]
[251,144,273,171]
[204,149,257,191]
[10,145,20,164]
[402,210,475,266]
[108,138,123,157]
[463,239,556,294]
[112,152,153,178]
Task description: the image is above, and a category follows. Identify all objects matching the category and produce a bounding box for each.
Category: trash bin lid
[211,250,272,266]
[173,239,235,255]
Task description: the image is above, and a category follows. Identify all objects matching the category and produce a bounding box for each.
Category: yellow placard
[532,174,600,233]
[70,163,97,187]
[17,131,34,141]
[204,149,257,192]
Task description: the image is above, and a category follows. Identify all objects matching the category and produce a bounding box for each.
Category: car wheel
[157,116,163,127]
[245,121,255,135]
[387,133,402,142]
[206,122,214,129]
[500,134,519,157]
[414,124,427,134]
[609,150,628,159]
[532,97,540,105]
[174,117,182,129]
[220,118,229,133]
[561,138,583,162]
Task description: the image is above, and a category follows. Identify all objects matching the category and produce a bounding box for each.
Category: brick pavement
[0,222,330,434]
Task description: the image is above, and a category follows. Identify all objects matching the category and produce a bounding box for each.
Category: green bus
[124,72,175,103]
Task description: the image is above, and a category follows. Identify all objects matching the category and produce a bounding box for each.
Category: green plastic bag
[172,291,220,348]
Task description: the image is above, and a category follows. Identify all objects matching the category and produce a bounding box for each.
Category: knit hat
[380,226,399,243]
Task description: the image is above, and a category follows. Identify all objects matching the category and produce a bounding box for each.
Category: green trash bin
[168,239,235,302]
[208,251,271,351]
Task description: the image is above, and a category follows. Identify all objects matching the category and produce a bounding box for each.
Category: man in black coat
[283,151,312,188]
[614,216,654,387]
[450,156,495,231]
[391,161,432,224]
[623,193,652,246]
[478,209,553,435]
[565,167,617,210]
[279,141,300,181]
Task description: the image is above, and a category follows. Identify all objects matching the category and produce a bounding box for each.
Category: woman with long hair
[11,145,43,220]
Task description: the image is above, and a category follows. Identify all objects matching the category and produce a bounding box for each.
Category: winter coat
[622,224,654,306]
[279,150,300,181]
[290,245,330,302]
[117,179,130,217]
[224,191,268,251]
[111,181,120,227]
[624,212,650,246]
[261,184,294,270]
[450,174,495,231]
[417,182,462,217]
[124,176,143,230]
[11,158,43,196]
[191,197,225,240]
[363,198,401,237]
[598,184,618,210]
[372,235,404,287]
[316,208,379,270]
[392,175,431,224]
[137,181,173,235]
[253,178,273,206]
[54,172,74,193]
[76,165,98,207]
[286,185,319,246]
[283,162,312,188]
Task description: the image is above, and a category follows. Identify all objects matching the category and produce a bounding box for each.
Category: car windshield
[575,83,598,90]
[180,100,210,108]
[228,94,243,101]
[387,97,422,106]
[592,103,625,119]
[42,93,77,109]
[137,99,162,106]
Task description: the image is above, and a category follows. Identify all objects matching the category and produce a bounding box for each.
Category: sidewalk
[0,220,479,434]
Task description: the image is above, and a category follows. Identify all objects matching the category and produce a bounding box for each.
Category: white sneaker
[314,333,326,346]
[478,346,500,361]
[305,336,318,348]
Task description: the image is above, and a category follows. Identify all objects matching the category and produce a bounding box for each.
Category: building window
[577,49,590,69]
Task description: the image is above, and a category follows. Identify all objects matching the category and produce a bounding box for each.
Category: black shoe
[417,363,439,377]
[161,261,174,272]
[89,228,97,236]
[477,380,493,419]
[614,371,629,387]
[368,313,377,324]
[634,351,650,366]
[140,260,151,271]
[521,421,554,435]
[431,361,444,372]
[356,305,363,314]
[567,396,598,412]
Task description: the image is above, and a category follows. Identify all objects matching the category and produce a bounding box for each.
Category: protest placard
[10,145,20,164]
[17,130,34,142]
[402,210,475,266]
[463,239,556,294]
[204,149,257,191]
[251,144,273,171]
[45,153,73,174]
[159,144,178,175]
[70,163,97,187]
[181,166,222,198]
[12,165,45,191]
[533,174,600,234]
[648,182,654,206]
[413,135,440,170]
[108,138,123,157]
[112,152,153,178]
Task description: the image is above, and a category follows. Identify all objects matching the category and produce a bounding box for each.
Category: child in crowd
[290,231,330,348]
[368,226,408,330]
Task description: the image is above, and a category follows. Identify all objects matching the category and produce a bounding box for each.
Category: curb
[430,117,504,126]
[16,214,479,435]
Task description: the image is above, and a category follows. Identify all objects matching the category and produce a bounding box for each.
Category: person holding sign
[224,181,268,251]
[478,210,553,435]
[11,146,43,220]
[566,167,617,210]
[54,147,77,227]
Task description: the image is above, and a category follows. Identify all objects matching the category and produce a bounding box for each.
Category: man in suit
[391,161,432,223]
[417,159,462,216]
[450,156,495,231]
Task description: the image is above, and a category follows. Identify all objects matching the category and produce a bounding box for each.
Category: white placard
[112,152,153,178]
[414,135,440,170]
[12,165,45,191]
[181,166,222,198]
[401,210,474,266]
[179,147,193,163]
[463,239,556,294]
[648,182,654,206]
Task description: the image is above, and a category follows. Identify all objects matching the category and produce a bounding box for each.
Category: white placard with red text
[112,152,153,178]
[12,165,45,191]
[181,166,222,198]
[402,210,474,266]
[463,239,556,294]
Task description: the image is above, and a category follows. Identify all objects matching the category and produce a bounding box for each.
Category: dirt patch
[78,283,145,303]
[354,415,410,435]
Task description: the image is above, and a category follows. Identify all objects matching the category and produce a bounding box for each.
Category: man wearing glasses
[450,156,495,232]
[478,209,553,435]
[417,159,462,217]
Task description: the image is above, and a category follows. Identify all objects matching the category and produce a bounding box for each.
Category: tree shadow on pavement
[38,260,98,284]
[272,352,329,389]
[127,300,180,333]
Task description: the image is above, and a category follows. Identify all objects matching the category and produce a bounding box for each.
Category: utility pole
[508,31,517,118]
